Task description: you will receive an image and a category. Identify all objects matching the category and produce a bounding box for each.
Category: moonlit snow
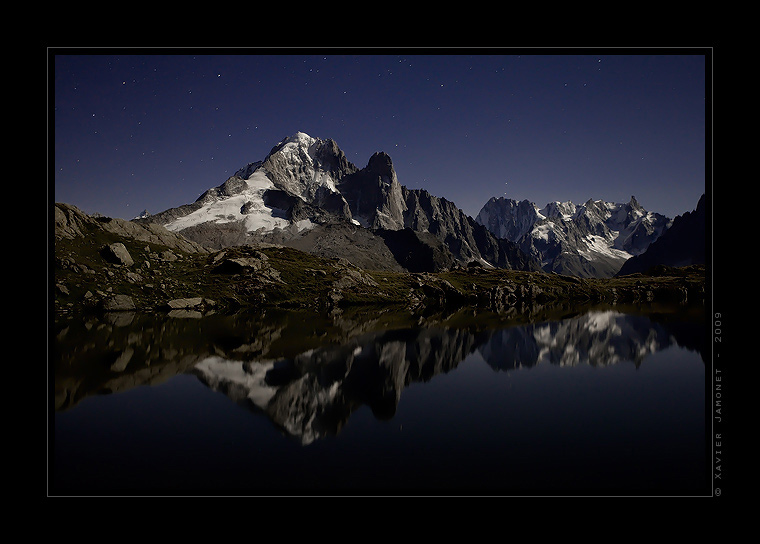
[163,132,345,236]
[164,169,313,234]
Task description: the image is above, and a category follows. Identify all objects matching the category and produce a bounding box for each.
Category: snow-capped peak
[280,131,316,149]
[263,132,341,198]
[163,132,346,236]
[270,132,319,160]
[290,131,315,144]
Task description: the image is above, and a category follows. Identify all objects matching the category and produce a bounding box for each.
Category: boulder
[166,297,204,309]
[101,294,136,311]
[101,243,134,267]
[159,250,178,261]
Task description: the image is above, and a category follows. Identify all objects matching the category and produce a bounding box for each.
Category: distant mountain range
[134,131,704,278]
[475,195,675,278]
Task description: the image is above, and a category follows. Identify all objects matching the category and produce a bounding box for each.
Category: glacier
[164,168,313,234]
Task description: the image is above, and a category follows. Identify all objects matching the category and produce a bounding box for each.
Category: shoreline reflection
[54,304,705,446]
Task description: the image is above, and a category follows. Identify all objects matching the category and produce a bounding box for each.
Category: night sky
[52,49,708,222]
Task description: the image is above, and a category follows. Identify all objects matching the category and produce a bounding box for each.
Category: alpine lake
[51,299,709,497]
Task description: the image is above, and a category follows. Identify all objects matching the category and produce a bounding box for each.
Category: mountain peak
[143,131,539,273]
[617,193,705,275]
[286,131,315,145]
[366,151,394,177]
[266,131,319,160]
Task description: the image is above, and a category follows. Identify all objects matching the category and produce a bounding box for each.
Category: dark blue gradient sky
[52,49,708,221]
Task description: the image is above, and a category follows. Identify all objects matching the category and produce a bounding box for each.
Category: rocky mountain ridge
[475,194,672,278]
[136,132,539,273]
[617,194,706,275]
[55,202,209,255]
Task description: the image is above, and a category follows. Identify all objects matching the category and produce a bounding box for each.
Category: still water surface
[52,304,708,496]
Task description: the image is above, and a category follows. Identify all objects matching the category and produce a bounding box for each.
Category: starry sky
[52,49,708,222]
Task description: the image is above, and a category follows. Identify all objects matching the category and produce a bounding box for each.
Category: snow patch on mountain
[194,356,278,411]
[532,223,553,242]
[164,168,311,234]
[580,233,632,260]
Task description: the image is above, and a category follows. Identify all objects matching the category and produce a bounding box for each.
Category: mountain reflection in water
[52,304,707,495]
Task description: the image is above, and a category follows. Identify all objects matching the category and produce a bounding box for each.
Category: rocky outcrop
[209,247,283,284]
[55,203,209,255]
[338,151,407,230]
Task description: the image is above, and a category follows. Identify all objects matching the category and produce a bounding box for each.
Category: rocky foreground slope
[53,203,705,317]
